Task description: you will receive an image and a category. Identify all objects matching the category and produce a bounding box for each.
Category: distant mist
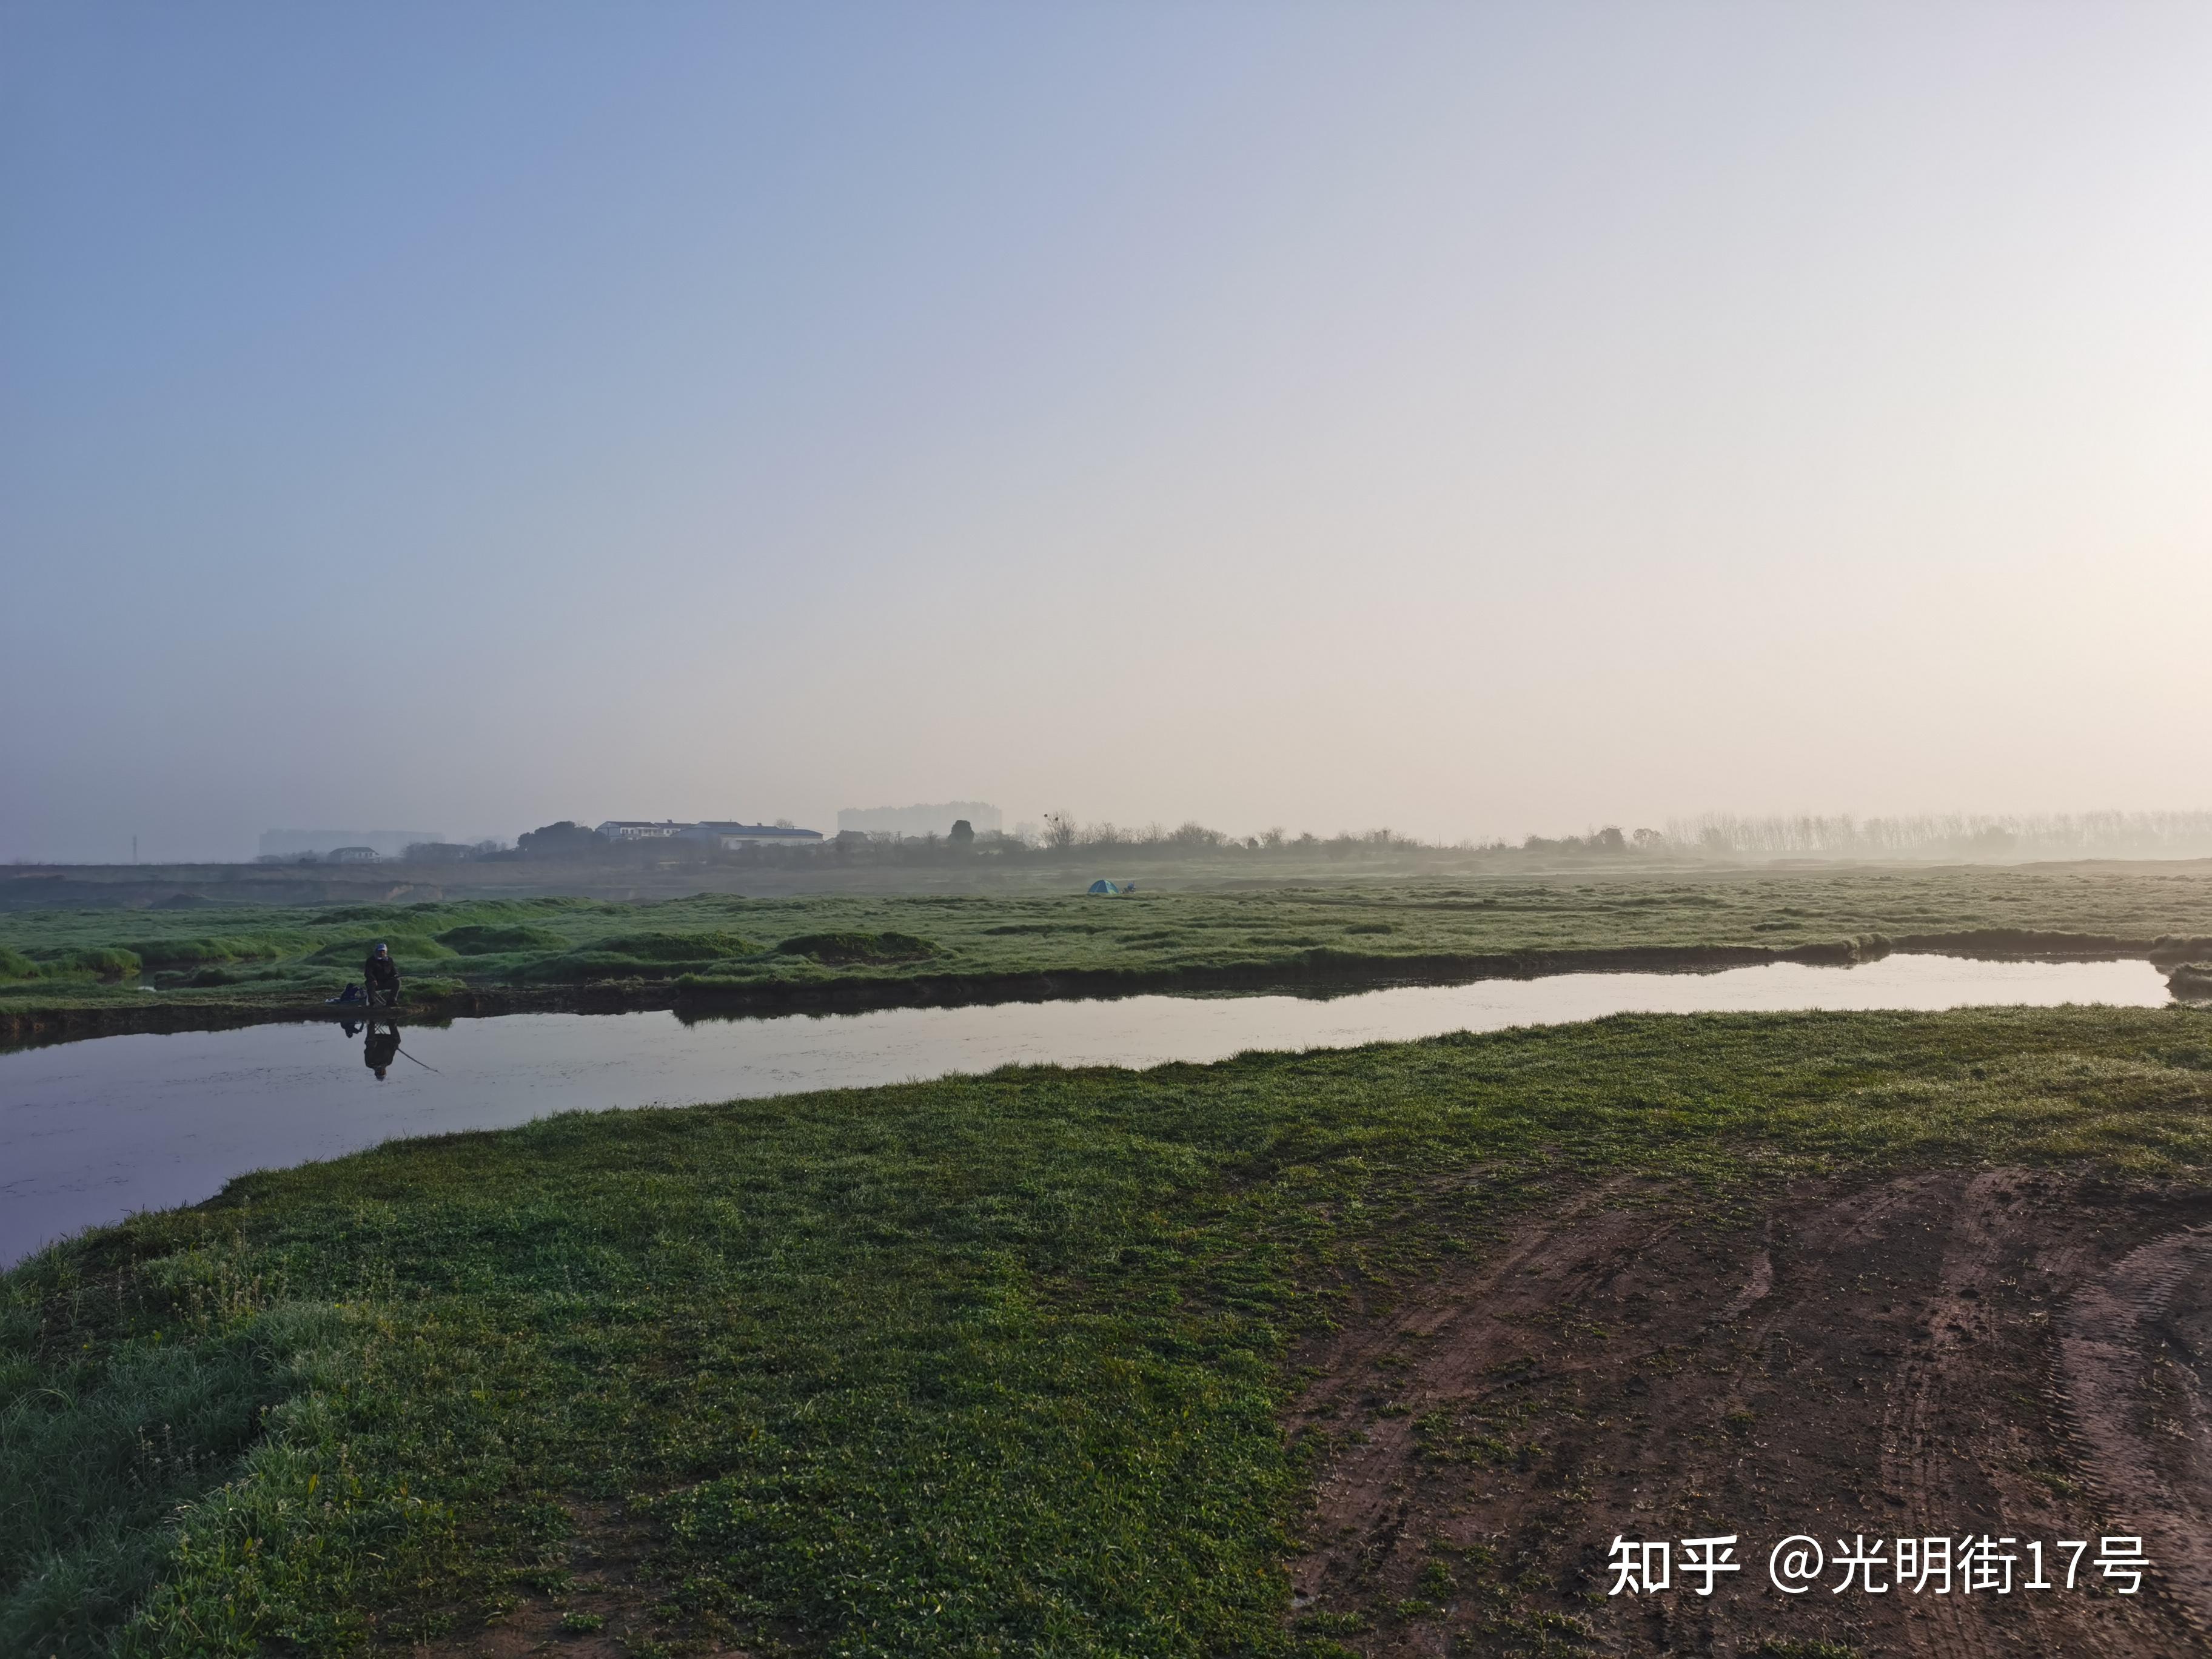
[1014,809,2212,862]
[258,829,444,860]
[838,803,1004,839]
[1657,811,2212,862]
[15,806,2212,873]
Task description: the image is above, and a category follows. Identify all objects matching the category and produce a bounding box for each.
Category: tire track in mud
[1285,1181,1664,1617]
[1288,1171,2212,1658]
[2060,1224,2212,1638]
[1876,1171,2011,1659]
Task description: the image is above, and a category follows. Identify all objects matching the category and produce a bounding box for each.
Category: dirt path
[1286,1171,2212,1657]
[2060,1224,2212,1633]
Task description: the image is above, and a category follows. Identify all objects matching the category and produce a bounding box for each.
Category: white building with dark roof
[683,820,823,848]
[594,820,691,842]
[592,819,823,848]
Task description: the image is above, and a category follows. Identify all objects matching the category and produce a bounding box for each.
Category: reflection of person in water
[363,1021,402,1081]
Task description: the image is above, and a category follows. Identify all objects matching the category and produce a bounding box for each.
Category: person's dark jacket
[365,951,401,989]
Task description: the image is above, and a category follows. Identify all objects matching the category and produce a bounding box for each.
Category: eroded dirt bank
[1287,1172,2212,1657]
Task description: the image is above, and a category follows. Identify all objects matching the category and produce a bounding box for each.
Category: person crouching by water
[363,1021,401,1080]
[364,941,401,1007]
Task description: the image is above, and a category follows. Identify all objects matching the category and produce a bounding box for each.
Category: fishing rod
[392,1043,441,1075]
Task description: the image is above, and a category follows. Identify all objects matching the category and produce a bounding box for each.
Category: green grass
[773,929,941,964]
[0,945,147,986]
[5,1006,2209,1655]
[432,923,572,955]
[6,864,2212,1031]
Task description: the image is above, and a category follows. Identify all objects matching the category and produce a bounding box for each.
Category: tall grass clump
[774,931,939,965]
[303,934,456,967]
[0,948,143,984]
[0,1227,363,1659]
[595,931,756,962]
[433,923,572,955]
[121,935,307,971]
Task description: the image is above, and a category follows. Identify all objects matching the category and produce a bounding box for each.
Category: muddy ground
[408,1169,2211,1659]
[1287,1171,2212,1658]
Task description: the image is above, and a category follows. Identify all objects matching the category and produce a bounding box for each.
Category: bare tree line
[389,809,2212,871]
[1661,811,2212,860]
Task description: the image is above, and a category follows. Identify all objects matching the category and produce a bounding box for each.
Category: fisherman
[364,941,402,1007]
[363,1021,401,1081]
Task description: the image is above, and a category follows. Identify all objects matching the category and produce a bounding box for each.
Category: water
[0,955,2179,1267]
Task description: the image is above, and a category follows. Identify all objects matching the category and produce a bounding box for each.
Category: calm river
[0,954,2180,1265]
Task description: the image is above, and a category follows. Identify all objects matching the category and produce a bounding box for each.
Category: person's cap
[375,941,387,950]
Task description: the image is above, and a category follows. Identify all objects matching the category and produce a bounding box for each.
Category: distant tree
[1632,827,1665,850]
[1043,813,1077,853]
[517,820,605,858]
[949,819,974,845]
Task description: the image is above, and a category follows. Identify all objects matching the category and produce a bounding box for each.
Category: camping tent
[1087,879,1120,896]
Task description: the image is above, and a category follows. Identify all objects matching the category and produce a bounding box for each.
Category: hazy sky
[5,2,2209,860]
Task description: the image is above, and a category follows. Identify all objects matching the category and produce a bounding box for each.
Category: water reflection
[340,1018,407,1080]
[1,954,2186,1266]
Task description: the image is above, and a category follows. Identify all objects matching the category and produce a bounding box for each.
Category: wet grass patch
[595,930,756,962]
[303,933,457,967]
[774,930,941,965]
[433,923,572,955]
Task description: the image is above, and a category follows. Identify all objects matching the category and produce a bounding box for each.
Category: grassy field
[7,861,2212,1038]
[5,1005,2210,1656]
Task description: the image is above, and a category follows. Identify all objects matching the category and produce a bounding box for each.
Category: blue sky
[5,2,2209,859]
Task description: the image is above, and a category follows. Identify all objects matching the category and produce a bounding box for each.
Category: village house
[592,819,825,849]
[593,820,691,842]
[682,820,825,850]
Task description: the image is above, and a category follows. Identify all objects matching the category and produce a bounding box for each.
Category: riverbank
[5,933,2205,1050]
[13,955,2171,1272]
[1,938,1893,1047]
[7,863,2212,1045]
[5,1005,2208,1656]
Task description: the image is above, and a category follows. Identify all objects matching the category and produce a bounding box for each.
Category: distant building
[837,802,1003,839]
[327,846,381,863]
[682,821,824,849]
[592,819,824,848]
[260,828,443,860]
[594,820,691,842]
